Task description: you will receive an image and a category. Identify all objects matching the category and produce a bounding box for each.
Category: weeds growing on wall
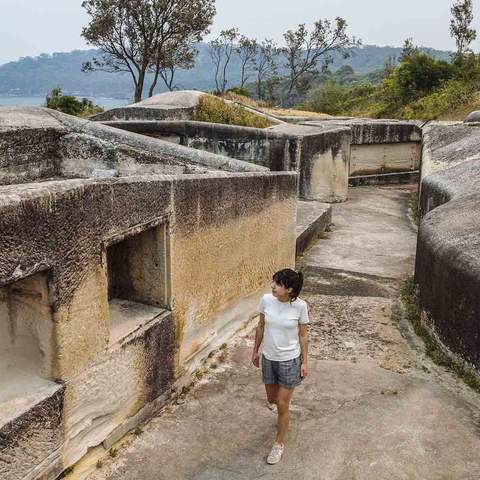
[194,95,273,128]
[401,276,480,393]
[409,192,420,226]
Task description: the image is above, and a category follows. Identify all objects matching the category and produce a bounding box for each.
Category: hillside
[0,44,452,99]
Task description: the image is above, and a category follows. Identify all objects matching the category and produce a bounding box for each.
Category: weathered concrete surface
[102,120,351,203]
[304,119,422,177]
[416,122,480,369]
[90,91,204,122]
[84,186,480,480]
[0,107,267,187]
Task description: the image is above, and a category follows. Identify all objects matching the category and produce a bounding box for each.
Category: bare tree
[255,39,279,99]
[450,0,477,61]
[236,36,258,88]
[154,41,197,91]
[81,0,215,103]
[148,35,198,95]
[208,28,239,94]
[282,18,361,97]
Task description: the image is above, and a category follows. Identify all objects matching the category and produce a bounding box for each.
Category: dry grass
[262,107,331,118]
[194,95,273,128]
[437,94,480,121]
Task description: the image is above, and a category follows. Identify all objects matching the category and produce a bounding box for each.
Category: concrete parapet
[303,118,422,177]
[102,120,352,203]
[0,107,266,187]
[416,122,480,369]
[90,90,204,122]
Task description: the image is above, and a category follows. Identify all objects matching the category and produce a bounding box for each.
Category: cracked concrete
[84,186,480,480]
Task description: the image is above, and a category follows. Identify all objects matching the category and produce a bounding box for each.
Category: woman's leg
[265,384,279,404]
[275,386,295,445]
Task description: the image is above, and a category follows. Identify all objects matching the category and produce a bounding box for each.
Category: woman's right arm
[252,313,265,368]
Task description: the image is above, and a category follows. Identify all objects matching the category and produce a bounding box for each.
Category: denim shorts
[262,354,302,389]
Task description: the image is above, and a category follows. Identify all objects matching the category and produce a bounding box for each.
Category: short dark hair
[272,269,304,301]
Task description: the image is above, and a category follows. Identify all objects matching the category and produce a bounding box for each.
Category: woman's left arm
[299,324,309,378]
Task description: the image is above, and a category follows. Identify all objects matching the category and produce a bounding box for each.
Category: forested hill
[0,44,451,99]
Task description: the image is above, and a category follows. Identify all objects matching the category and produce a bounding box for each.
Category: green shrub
[391,53,454,102]
[306,80,349,115]
[45,87,103,117]
[194,95,273,128]
[402,80,476,120]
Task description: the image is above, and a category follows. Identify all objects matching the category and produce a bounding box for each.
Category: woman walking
[251,268,310,465]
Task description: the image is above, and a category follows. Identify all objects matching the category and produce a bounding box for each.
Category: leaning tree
[81,0,216,102]
[282,18,361,98]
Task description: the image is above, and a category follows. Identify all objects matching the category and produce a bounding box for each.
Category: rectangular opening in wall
[0,270,58,424]
[106,223,170,344]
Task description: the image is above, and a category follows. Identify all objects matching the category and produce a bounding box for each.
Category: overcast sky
[1,0,479,65]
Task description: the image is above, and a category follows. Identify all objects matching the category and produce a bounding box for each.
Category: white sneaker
[266,401,277,413]
[267,442,284,464]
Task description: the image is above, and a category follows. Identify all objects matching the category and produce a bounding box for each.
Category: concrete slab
[84,185,480,480]
[295,201,332,255]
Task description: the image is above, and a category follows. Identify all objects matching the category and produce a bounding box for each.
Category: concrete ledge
[350,171,420,187]
[296,201,332,255]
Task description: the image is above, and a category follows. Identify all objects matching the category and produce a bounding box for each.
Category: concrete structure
[90,91,205,122]
[100,120,352,203]
[0,107,297,480]
[303,118,422,178]
[416,121,480,370]
[85,185,480,480]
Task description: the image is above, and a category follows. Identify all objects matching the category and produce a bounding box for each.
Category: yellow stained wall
[171,197,297,369]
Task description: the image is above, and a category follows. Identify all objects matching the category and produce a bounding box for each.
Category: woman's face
[271,280,292,299]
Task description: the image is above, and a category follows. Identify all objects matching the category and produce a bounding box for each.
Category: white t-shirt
[259,293,310,362]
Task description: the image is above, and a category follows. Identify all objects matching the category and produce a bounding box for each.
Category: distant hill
[0,44,452,100]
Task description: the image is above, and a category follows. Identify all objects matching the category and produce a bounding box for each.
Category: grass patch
[194,95,273,128]
[401,276,480,392]
[409,191,420,226]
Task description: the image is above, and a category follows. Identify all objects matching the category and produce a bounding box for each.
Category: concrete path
[86,186,480,480]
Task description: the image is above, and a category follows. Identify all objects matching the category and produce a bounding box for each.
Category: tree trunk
[148,68,160,98]
[134,69,147,103]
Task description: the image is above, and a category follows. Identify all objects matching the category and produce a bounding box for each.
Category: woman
[251,268,309,465]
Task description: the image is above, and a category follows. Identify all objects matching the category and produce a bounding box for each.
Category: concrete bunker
[99,120,352,203]
[0,106,298,480]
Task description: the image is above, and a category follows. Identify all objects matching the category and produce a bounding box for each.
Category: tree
[236,36,258,88]
[208,28,239,94]
[150,39,197,92]
[255,39,279,99]
[383,55,397,77]
[81,0,215,103]
[450,0,477,61]
[390,52,453,102]
[282,18,361,97]
[400,38,418,62]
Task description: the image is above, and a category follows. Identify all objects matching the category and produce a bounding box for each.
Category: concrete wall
[103,120,352,203]
[303,119,422,177]
[0,171,297,479]
[0,107,267,187]
[415,122,480,370]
